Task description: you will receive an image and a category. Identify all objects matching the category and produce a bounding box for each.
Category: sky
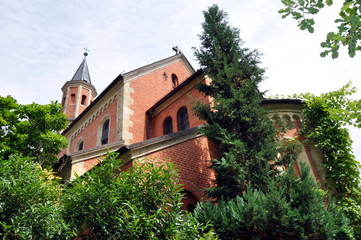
[0,0,360,161]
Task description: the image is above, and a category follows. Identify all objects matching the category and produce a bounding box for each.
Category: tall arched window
[177,106,189,131]
[171,74,179,88]
[78,141,84,151]
[163,117,173,135]
[81,95,87,105]
[101,119,110,145]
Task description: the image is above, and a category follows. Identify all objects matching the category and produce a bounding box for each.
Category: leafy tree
[291,82,361,238]
[0,155,72,239]
[193,4,295,199]
[62,153,216,239]
[279,0,361,58]
[0,95,68,167]
[194,163,354,240]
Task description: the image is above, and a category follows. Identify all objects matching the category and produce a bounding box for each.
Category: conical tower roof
[71,52,91,83]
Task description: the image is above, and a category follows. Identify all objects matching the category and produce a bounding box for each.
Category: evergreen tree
[194,163,354,240]
[193,4,288,199]
[192,5,355,239]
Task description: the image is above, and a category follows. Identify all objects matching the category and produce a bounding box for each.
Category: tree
[192,5,355,239]
[62,153,217,239]
[291,82,361,238]
[194,163,354,240]
[193,4,294,199]
[0,155,72,239]
[0,95,68,167]
[279,0,361,58]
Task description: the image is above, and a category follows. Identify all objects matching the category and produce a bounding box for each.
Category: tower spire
[71,50,92,83]
[61,51,97,122]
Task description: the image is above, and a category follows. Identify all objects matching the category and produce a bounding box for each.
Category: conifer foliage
[192,5,355,239]
[194,164,353,240]
[193,5,284,199]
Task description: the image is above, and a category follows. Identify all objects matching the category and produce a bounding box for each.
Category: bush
[0,155,71,239]
[63,153,216,239]
[194,164,354,240]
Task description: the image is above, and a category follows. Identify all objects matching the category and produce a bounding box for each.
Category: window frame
[81,95,87,105]
[177,106,190,131]
[101,119,110,145]
[163,116,173,135]
[171,74,179,88]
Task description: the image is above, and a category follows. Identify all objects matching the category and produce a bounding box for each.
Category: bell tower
[61,51,97,122]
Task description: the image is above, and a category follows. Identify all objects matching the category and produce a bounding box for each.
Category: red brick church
[55,49,326,210]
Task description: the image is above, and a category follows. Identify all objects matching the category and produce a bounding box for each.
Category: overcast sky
[1,0,360,161]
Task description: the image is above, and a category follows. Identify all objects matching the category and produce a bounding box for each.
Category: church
[55,49,326,210]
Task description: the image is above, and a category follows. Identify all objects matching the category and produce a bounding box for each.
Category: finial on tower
[83,47,90,57]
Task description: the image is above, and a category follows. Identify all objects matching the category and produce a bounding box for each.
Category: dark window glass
[78,141,84,151]
[163,117,173,135]
[171,74,179,88]
[177,106,189,131]
[101,119,109,145]
[81,95,87,105]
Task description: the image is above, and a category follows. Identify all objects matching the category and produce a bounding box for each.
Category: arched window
[177,106,189,131]
[78,141,84,151]
[75,138,84,152]
[171,74,179,88]
[81,95,87,105]
[101,119,109,145]
[70,93,76,103]
[163,117,173,135]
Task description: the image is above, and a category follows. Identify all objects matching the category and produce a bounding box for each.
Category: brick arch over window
[177,106,189,131]
[171,74,179,88]
[163,117,173,135]
[181,190,199,213]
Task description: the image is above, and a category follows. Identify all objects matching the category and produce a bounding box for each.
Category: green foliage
[172,214,219,240]
[0,155,72,239]
[292,82,361,238]
[0,95,68,167]
[194,164,354,240]
[193,5,293,199]
[279,0,361,58]
[63,153,215,239]
[193,5,355,239]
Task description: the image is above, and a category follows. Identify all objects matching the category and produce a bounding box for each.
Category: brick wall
[138,135,218,201]
[64,86,78,118]
[129,61,192,143]
[149,80,209,139]
[69,96,118,154]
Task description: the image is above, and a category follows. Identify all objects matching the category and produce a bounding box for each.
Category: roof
[123,53,195,80]
[71,52,92,83]
[261,99,303,105]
